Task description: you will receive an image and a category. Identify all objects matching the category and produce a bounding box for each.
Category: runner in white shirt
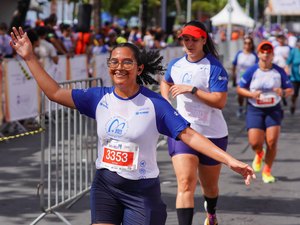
[161,20,230,225]
[273,34,290,73]
[237,41,293,184]
[10,27,255,225]
[232,36,258,117]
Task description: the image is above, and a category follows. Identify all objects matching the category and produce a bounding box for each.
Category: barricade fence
[0,47,186,138]
[31,77,101,225]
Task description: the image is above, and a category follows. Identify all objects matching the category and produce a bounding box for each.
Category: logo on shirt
[139,168,146,175]
[218,76,228,81]
[182,73,192,84]
[99,100,108,109]
[106,117,128,137]
[136,107,150,115]
[140,160,146,167]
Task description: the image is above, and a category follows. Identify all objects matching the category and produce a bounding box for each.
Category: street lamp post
[161,0,167,31]
[227,0,233,64]
[187,0,192,22]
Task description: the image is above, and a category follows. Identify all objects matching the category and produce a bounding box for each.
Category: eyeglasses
[107,59,137,70]
[244,41,252,45]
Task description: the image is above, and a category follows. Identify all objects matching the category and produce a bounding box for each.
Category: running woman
[232,36,258,117]
[161,20,230,225]
[237,41,293,183]
[10,26,255,225]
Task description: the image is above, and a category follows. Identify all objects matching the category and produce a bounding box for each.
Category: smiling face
[108,46,142,96]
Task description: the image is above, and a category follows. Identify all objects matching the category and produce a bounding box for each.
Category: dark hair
[26,29,39,44]
[0,22,8,31]
[109,43,165,85]
[184,20,219,59]
[35,26,47,37]
[243,35,255,52]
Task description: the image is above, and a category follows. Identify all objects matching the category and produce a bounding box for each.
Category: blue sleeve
[164,57,182,83]
[232,51,241,66]
[273,65,293,89]
[143,89,190,139]
[207,55,228,92]
[238,64,258,88]
[72,87,111,119]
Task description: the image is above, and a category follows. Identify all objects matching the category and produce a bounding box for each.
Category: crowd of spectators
[0,13,183,62]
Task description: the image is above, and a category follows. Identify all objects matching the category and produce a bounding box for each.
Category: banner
[43,55,67,83]
[161,47,185,66]
[266,0,300,15]
[93,54,112,86]
[0,63,3,125]
[69,55,88,80]
[3,59,39,122]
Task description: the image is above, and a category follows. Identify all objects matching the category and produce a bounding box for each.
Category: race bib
[256,92,276,106]
[101,138,139,172]
[185,102,212,126]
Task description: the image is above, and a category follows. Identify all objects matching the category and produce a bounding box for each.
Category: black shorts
[90,169,167,225]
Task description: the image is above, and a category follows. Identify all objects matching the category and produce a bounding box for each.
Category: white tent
[210,0,255,28]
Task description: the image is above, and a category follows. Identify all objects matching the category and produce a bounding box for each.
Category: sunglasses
[259,48,273,54]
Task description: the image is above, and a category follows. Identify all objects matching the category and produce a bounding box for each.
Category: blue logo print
[107,117,128,137]
[182,73,192,84]
[100,100,108,109]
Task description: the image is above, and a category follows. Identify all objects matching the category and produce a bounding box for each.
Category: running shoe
[204,201,218,225]
[252,150,264,172]
[204,213,218,225]
[262,172,276,183]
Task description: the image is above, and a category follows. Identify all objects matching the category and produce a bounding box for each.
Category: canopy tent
[210,0,255,28]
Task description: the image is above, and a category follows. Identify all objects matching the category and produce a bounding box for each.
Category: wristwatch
[191,86,198,94]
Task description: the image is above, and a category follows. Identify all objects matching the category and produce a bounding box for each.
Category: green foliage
[192,0,227,15]
[63,0,262,26]
[101,0,162,19]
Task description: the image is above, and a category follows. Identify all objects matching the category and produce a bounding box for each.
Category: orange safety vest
[75,32,91,54]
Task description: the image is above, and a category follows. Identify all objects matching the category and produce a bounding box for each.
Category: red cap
[178,25,207,39]
[257,41,274,52]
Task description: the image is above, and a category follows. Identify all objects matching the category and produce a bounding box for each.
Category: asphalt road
[0,85,300,225]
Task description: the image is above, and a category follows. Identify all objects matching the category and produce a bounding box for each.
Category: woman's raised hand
[10,27,34,60]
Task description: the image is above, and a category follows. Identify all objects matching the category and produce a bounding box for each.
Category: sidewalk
[0,85,300,225]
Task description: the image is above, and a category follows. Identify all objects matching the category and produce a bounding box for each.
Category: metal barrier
[31,77,101,225]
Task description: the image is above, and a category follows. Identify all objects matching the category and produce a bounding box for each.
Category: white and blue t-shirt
[72,86,189,180]
[232,51,258,83]
[239,64,293,108]
[164,54,228,138]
